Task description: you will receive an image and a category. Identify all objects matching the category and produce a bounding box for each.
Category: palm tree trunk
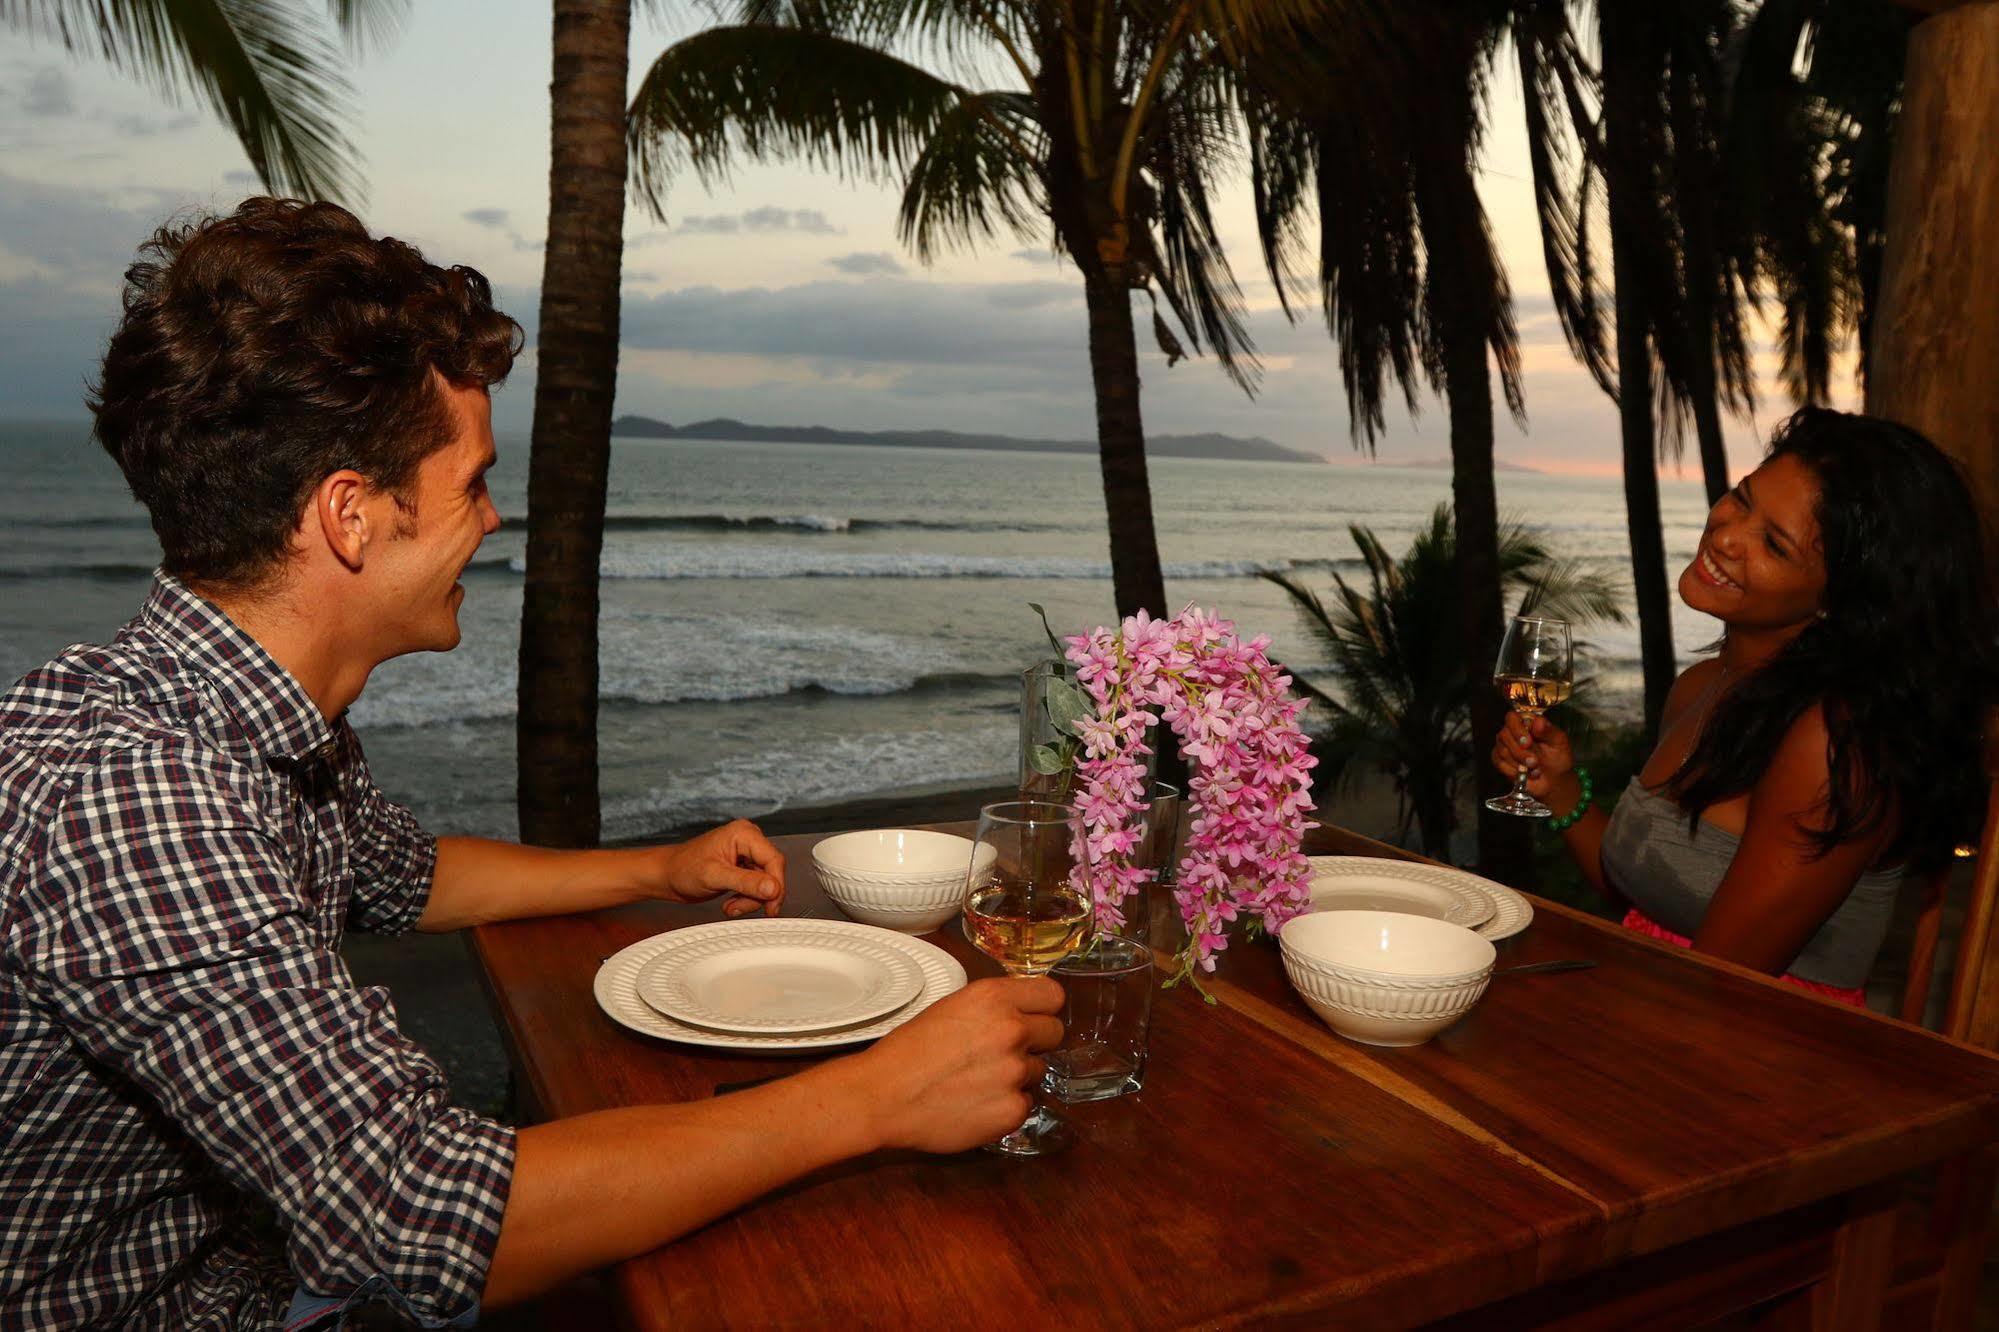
[1081,262,1168,619]
[1609,238,1676,740]
[1601,14,1676,741]
[1440,334,1532,881]
[517,0,631,848]
[1691,361,1729,507]
[1687,290,1730,506]
[1412,763,1454,860]
[1413,108,1535,883]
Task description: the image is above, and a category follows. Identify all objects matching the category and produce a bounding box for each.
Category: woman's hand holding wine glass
[1486,616,1574,818]
[1492,712,1580,809]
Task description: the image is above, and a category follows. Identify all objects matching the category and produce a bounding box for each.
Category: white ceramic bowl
[1278,910,1496,1047]
[811,829,994,934]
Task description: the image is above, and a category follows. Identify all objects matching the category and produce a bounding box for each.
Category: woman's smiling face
[1677,452,1830,633]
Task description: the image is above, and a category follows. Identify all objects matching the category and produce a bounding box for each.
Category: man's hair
[90,197,524,590]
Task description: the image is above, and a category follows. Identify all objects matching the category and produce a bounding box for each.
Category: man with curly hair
[0,199,1062,1329]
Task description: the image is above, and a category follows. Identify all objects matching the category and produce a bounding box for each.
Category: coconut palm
[517,0,636,848]
[1,0,400,203]
[1584,0,1687,739]
[1265,505,1626,861]
[625,0,1365,622]
[1248,0,1604,880]
[1579,0,1907,737]
[1723,0,1910,396]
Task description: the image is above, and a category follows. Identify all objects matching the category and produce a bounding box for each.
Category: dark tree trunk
[1691,350,1730,507]
[1684,248,1730,506]
[1410,69,1533,883]
[1441,333,1532,881]
[1413,771,1454,861]
[517,0,630,848]
[1601,14,1677,741]
[1609,232,1676,740]
[1080,261,1168,620]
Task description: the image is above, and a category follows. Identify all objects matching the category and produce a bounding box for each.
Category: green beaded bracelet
[1547,766,1594,833]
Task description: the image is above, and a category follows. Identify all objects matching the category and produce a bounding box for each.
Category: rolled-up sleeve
[333,721,439,936]
[20,744,513,1325]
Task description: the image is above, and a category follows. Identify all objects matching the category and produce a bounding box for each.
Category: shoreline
[617,771,1411,849]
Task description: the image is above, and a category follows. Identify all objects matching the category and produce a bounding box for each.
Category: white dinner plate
[634,922,924,1034]
[595,921,967,1052]
[1306,857,1532,941]
[1307,864,1493,930]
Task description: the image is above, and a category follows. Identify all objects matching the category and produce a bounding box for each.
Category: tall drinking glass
[962,800,1094,1156]
[1485,615,1574,818]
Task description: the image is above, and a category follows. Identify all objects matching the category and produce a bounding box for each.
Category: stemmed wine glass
[962,800,1095,1156]
[1485,615,1574,818]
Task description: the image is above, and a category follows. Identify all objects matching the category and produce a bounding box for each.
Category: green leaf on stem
[1027,602,1066,660]
[1028,743,1069,775]
[1044,676,1093,737]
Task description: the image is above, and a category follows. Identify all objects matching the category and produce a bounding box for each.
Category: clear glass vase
[1018,658,1164,801]
[1018,658,1081,801]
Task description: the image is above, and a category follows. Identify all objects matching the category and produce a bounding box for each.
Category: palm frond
[757,0,1040,78]
[1242,90,1315,320]
[1148,102,1258,391]
[325,0,403,53]
[1516,3,1613,393]
[1180,0,1378,65]
[629,24,962,216]
[4,0,364,202]
[1312,103,1423,447]
[897,90,1046,260]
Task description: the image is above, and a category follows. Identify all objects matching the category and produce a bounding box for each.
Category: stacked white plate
[1305,857,1533,941]
[594,917,967,1052]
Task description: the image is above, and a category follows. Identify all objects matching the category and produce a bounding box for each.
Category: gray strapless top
[1599,779,1903,989]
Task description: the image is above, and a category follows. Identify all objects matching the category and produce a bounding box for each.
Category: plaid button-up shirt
[1,574,514,1329]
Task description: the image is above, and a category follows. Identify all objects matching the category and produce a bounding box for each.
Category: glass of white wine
[962,799,1095,1156]
[1485,615,1574,818]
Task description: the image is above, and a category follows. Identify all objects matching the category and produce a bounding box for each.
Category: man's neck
[191,582,375,721]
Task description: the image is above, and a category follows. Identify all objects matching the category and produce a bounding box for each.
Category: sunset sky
[0,3,1854,475]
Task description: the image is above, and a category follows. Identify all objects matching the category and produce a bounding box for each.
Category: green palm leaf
[629,23,968,214]
[897,90,1046,261]
[325,0,402,53]
[4,0,368,202]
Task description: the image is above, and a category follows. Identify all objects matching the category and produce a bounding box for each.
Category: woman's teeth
[1700,549,1740,590]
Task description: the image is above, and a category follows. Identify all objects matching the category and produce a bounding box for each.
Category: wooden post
[1868,0,1999,545]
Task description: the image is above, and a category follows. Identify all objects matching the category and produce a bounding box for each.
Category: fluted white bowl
[1278,910,1495,1047]
[811,830,994,934]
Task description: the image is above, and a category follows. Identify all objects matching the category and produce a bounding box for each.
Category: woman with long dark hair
[1494,408,1997,1004]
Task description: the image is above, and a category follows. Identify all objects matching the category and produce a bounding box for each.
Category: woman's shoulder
[1660,658,1726,730]
[1763,701,1834,784]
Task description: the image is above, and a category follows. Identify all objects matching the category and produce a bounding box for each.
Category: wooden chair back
[1898,707,1999,1044]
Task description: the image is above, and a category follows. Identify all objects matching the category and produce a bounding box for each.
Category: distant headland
[1394,455,1545,475]
[610,415,1328,465]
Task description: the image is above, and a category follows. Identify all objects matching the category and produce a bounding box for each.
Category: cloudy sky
[0,3,1853,474]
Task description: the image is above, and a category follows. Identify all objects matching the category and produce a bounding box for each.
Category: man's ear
[311,470,372,572]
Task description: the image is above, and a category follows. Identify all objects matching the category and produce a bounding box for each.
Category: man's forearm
[481,1056,883,1309]
[418,836,665,931]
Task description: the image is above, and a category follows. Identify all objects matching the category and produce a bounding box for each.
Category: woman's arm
[1691,705,1893,974]
[1491,662,1723,901]
[1543,766,1612,896]
[1492,714,1611,895]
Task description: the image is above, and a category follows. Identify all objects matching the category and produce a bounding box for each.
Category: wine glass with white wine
[962,800,1095,1156]
[1486,615,1574,818]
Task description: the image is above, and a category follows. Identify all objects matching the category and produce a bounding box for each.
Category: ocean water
[0,422,1720,840]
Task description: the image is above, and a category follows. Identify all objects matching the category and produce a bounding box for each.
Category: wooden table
[469,826,1999,1329]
